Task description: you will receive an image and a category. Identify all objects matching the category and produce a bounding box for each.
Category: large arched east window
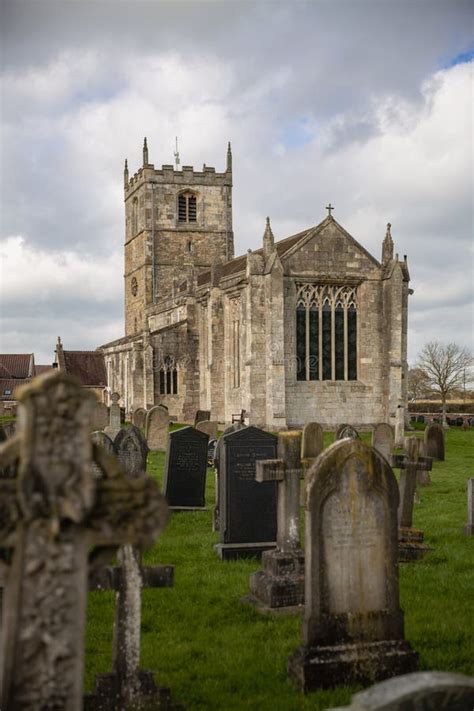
[178,191,197,223]
[296,283,358,381]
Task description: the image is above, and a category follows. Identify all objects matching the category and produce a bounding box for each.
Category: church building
[99,139,410,429]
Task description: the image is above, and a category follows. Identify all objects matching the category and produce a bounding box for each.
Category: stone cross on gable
[392,437,432,528]
[325,203,334,216]
[256,431,303,553]
[0,372,168,711]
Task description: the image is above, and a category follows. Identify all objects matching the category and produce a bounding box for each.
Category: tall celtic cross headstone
[248,432,304,610]
[0,371,168,711]
[392,437,433,561]
[288,439,418,692]
[86,424,174,710]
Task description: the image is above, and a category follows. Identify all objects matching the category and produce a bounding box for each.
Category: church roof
[61,351,107,387]
[197,226,313,287]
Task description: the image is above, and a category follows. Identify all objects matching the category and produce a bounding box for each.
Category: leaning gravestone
[213,423,247,531]
[464,477,474,536]
[132,407,147,430]
[424,422,445,461]
[328,671,474,711]
[163,426,209,509]
[196,419,218,440]
[90,430,114,479]
[104,392,122,440]
[336,423,360,440]
[90,400,109,431]
[146,405,169,452]
[288,439,418,692]
[372,423,395,461]
[247,432,305,610]
[215,426,278,560]
[0,371,169,711]
[194,409,211,426]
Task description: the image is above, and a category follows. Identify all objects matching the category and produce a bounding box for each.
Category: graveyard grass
[85,427,474,710]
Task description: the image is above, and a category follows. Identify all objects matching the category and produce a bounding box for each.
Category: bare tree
[407,367,430,402]
[416,341,474,425]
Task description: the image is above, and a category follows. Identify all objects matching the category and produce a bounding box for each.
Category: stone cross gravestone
[163,426,209,510]
[0,371,168,711]
[90,430,114,479]
[372,423,395,461]
[194,409,211,426]
[328,671,474,711]
[288,439,418,692]
[87,424,174,711]
[196,419,218,440]
[464,477,474,536]
[213,423,246,531]
[132,407,147,430]
[146,405,169,452]
[424,422,445,461]
[336,423,360,440]
[104,392,122,440]
[215,426,278,560]
[248,432,305,610]
[91,400,109,431]
[392,437,433,562]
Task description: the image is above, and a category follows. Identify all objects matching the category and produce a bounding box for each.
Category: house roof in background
[0,354,34,379]
[0,378,31,400]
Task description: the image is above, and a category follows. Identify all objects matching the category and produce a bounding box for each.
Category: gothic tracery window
[296,283,358,381]
[178,191,197,223]
[159,356,178,395]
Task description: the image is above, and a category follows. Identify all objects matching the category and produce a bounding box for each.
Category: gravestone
[194,409,211,426]
[336,423,360,440]
[0,402,4,415]
[196,419,218,440]
[300,422,324,505]
[288,439,418,692]
[104,392,122,440]
[213,423,247,531]
[392,437,433,561]
[404,437,431,486]
[146,405,169,452]
[163,426,209,509]
[87,424,174,711]
[132,407,147,430]
[395,403,405,447]
[247,432,305,610]
[91,400,109,431]
[424,422,445,461]
[329,671,474,711]
[372,423,395,461]
[464,477,474,536]
[90,430,114,479]
[215,426,278,560]
[0,371,169,711]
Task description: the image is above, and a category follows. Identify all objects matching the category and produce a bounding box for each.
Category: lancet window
[296,283,358,381]
[158,356,178,395]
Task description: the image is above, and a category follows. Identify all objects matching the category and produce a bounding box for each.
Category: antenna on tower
[174,136,180,169]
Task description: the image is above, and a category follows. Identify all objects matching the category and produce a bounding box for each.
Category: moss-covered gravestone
[288,439,418,692]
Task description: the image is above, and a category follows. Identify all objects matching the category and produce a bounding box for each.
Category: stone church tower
[100,141,411,430]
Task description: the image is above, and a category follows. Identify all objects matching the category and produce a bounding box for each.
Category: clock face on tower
[131,277,138,296]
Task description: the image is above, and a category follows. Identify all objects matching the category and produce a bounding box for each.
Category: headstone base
[398,527,432,562]
[464,523,474,536]
[169,505,208,512]
[288,638,419,693]
[247,549,305,610]
[214,541,276,560]
[84,670,176,710]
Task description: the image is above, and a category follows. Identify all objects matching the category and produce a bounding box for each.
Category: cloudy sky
[0,0,472,364]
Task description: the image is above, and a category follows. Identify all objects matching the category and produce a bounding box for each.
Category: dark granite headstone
[336,423,360,440]
[113,425,148,478]
[163,426,209,509]
[215,426,278,560]
[213,423,247,531]
[424,422,445,461]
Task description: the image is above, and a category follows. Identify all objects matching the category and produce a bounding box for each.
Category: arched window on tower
[295,284,358,381]
[178,191,197,223]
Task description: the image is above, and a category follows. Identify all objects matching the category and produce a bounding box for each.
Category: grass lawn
[85,427,474,710]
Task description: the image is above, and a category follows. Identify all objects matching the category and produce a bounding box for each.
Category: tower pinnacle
[143,137,149,166]
[124,158,129,188]
[382,222,394,264]
[226,141,232,172]
[263,215,275,258]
